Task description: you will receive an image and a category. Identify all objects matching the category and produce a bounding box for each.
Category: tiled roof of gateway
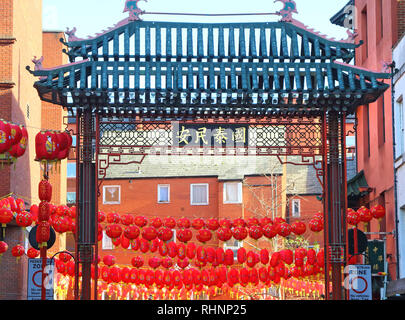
[104,155,323,195]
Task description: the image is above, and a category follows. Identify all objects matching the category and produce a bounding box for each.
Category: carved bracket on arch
[97,154,146,197]
[276,154,324,192]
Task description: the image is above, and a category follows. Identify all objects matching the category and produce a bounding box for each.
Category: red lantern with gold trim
[38,179,52,202]
[0,241,8,258]
[186,242,196,259]
[0,208,13,229]
[9,126,28,159]
[248,225,263,240]
[0,120,11,154]
[191,218,205,230]
[38,201,51,222]
[237,247,247,264]
[216,227,232,242]
[105,224,122,240]
[219,218,233,229]
[36,221,51,247]
[106,212,120,224]
[163,217,176,229]
[103,255,116,267]
[27,247,39,259]
[347,208,360,226]
[131,256,144,268]
[260,249,270,265]
[277,223,292,237]
[309,217,324,233]
[148,257,162,269]
[124,225,140,241]
[157,227,173,242]
[291,221,306,236]
[206,218,219,231]
[232,227,248,241]
[371,205,386,221]
[358,206,372,224]
[150,217,163,229]
[11,244,25,261]
[263,224,278,239]
[177,229,193,243]
[177,217,191,229]
[196,229,212,244]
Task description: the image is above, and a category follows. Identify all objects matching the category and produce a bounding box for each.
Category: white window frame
[157,184,170,203]
[397,97,404,158]
[103,185,121,205]
[223,182,243,204]
[291,199,301,218]
[190,183,209,206]
[102,231,114,250]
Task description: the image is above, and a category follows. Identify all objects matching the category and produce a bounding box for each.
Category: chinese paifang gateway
[28,0,390,301]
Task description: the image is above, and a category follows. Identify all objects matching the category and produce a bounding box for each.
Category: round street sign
[28,225,56,250]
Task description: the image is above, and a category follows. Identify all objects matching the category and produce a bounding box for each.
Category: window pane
[67,163,76,178]
[102,231,113,250]
[67,192,76,204]
[158,186,169,202]
[225,183,240,203]
[192,185,208,204]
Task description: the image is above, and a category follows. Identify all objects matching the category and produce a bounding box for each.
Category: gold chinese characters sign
[173,124,249,148]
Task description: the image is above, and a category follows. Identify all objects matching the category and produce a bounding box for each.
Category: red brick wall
[0,0,13,37]
[398,0,405,41]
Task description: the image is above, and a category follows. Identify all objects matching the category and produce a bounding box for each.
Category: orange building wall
[355,0,398,279]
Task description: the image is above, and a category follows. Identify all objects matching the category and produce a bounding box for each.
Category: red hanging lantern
[259,267,269,283]
[186,242,197,259]
[371,205,386,220]
[148,257,162,269]
[260,249,270,265]
[103,255,116,267]
[15,198,25,214]
[307,249,317,265]
[106,212,121,224]
[131,256,144,268]
[150,217,163,229]
[139,238,150,253]
[163,217,176,229]
[134,215,148,228]
[232,227,248,241]
[309,217,324,233]
[246,251,257,268]
[248,225,263,240]
[358,206,373,224]
[105,224,122,240]
[167,241,178,258]
[246,217,260,227]
[0,120,11,154]
[157,227,173,242]
[177,217,191,229]
[196,246,207,263]
[177,229,193,243]
[263,224,278,239]
[216,227,232,242]
[59,252,72,263]
[0,241,8,258]
[237,247,247,264]
[124,225,140,240]
[224,249,234,266]
[270,252,280,268]
[196,229,212,244]
[158,241,168,256]
[280,249,294,265]
[0,207,13,228]
[291,221,306,236]
[11,244,25,261]
[219,218,233,229]
[36,220,50,247]
[161,257,173,269]
[121,214,134,226]
[38,201,51,222]
[232,218,246,228]
[27,247,40,259]
[191,218,205,230]
[177,243,186,260]
[120,234,130,249]
[8,123,22,147]
[206,218,219,231]
[277,223,292,237]
[240,268,250,286]
[177,258,189,269]
[347,208,360,226]
[38,179,52,202]
[216,247,225,265]
[259,217,273,227]
[9,126,28,159]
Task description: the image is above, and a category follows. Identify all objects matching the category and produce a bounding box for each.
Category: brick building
[0,0,67,300]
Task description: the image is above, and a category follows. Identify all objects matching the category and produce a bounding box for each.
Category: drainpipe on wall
[390,61,401,280]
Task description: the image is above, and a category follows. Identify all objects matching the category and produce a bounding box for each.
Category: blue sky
[43,0,350,40]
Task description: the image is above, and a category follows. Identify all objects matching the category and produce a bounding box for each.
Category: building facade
[0,0,67,300]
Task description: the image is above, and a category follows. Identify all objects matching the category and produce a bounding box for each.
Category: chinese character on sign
[233,127,247,144]
[195,128,209,145]
[177,126,192,145]
[213,127,228,144]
